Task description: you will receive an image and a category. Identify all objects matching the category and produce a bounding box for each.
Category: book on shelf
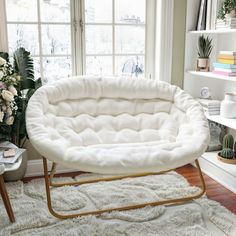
[216,18,236,23]
[215,18,236,29]
[0,141,25,165]
[197,98,221,116]
[218,58,236,64]
[214,67,236,73]
[219,51,236,55]
[216,25,236,29]
[213,62,236,69]
[206,0,212,30]
[213,70,236,76]
[196,0,207,30]
[218,55,236,60]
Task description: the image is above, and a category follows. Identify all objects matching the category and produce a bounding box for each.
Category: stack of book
[197,98,221,116]
[216,18,236,29]
[213,51,236,77]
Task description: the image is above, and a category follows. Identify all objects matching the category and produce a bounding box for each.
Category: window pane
[41,25,71,55]
[6,0,38,22]
[115,0,145,24]
[43,57,72,83]
[115,56,144,78]
[85,0,112,23]
[115,26,145,54]
[7,24,39,55]
[86,26,112,54]
[86,56,112,75]
[40,0,70,22]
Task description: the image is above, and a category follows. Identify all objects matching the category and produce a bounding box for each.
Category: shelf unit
[187,71,236,81]
[206,115,236,130]
[184,0,236,193]
[188,29,236,34]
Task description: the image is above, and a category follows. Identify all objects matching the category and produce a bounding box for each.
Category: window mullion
[37,0,44,81]
[112,0,115,75]
[71,0,83,75]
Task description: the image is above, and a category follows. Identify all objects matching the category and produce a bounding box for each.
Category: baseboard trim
[25,159,76,177]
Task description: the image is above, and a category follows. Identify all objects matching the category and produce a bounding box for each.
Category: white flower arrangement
[0,57,21,125]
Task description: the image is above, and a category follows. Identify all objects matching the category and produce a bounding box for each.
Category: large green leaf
[13,47,34,80]
[0,52,9,62]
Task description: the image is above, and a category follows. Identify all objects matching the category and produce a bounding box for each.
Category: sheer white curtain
[155,0,174,83]
[0,0,7,52]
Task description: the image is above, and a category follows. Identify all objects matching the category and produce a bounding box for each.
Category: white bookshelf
[187,71,236,82]
[184,0,236,193]
[197,151,236,193]
[188,29,236,34]
[207,115,236,129]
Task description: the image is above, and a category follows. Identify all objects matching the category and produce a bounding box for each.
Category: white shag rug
[1,171,236,236]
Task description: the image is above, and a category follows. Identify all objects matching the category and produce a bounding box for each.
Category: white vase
[220,93,236,118]
[225,10,236,19]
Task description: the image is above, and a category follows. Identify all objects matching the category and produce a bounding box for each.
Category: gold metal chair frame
[43,157,206,220]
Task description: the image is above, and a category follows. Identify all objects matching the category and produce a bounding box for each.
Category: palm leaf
[0,52,9,62]
[13,47,34,80]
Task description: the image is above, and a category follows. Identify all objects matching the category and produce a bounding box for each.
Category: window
[84,0,145,78]
[5,0,72,83]
[2,0,157,83]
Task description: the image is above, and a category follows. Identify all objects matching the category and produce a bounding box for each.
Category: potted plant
[217,0,236,20]
[197,35,213,72]
[0,47,42,180]
[218,134,236,164]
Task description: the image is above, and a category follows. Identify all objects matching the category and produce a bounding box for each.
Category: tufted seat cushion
[26,76,209,174]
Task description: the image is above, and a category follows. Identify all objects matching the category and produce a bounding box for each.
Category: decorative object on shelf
[220,93,236,118]
[0,47,42,180]
[218,133,236,163]
[217,0,236,20]
[196,35,212,72]
[200,87,211,99]
[197,98,221,115]
[0,141,27,181]
[206,121,223,152]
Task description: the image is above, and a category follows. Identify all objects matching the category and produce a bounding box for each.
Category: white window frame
[0,0,173,82]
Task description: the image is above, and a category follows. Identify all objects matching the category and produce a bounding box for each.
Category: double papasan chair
[26,76,209,219]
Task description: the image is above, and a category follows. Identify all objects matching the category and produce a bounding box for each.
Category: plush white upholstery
[26,76,209,174]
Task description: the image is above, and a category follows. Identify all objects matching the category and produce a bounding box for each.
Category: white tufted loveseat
[26,76,210,174]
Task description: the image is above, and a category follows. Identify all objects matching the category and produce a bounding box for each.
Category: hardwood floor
[176,164,236,214]
[23,164,236,214]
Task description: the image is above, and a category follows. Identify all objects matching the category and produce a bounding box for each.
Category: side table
[0,156,23,223]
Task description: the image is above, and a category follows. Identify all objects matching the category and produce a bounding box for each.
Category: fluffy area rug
[1,171,236,236]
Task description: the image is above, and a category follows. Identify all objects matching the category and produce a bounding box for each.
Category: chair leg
[43,157,206,220]
[0,175,15,223]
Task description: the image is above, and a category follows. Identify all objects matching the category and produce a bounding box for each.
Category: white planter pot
[220,93,236,118]
[225,10,236,19]
[197,58,209,69]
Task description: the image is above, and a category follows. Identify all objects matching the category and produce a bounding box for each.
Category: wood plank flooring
[23,164,236,214]
[176,164,236,214]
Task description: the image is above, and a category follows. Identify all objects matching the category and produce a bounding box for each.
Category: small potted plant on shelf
[217,0,236,20]
[197,35,213,72]
[218,133,236,164]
